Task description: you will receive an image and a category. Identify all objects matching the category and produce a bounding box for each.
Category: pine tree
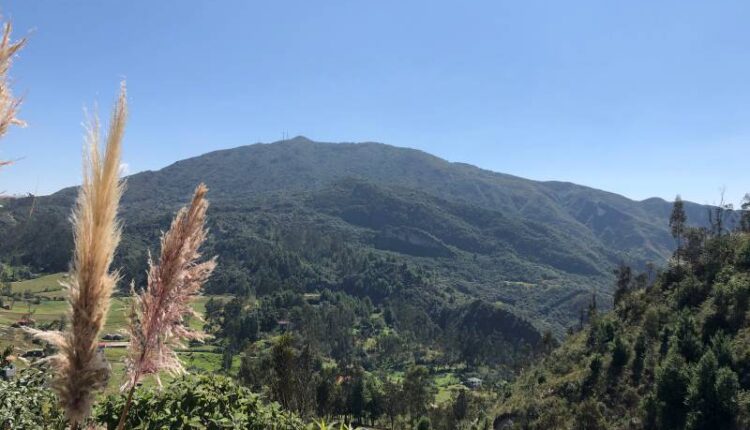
[670,195,687,266]
[613,264,632,306]
[686,350,739,430]
[655,348,690,429]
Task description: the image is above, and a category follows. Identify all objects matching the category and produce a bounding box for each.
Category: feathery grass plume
[117,183,216,429]
[0,19,26,167]
[31,84,127,426]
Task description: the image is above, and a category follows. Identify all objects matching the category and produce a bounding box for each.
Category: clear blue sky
[0,0,748,205]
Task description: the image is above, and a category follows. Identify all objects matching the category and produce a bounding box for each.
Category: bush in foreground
[0,368,64,429]
[96,374,304,430]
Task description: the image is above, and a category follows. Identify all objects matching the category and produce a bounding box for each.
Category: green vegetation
[2,140,747,428]
[1,369,303,429]
[496,209,750,429]
[0,368,65,428]
[0,139,730,334]
[0,276,221,394]
[97,374,305,429]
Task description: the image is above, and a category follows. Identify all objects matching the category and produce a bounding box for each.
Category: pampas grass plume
[0,20,26,167]
[117,183,216,429]
[123,183,216,389]
[31,84,127,426]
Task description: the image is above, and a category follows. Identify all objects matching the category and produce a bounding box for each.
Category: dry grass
[123,184,216,390]
[31,84,128,426]
[116,184,215,429]
[0,20,26,167]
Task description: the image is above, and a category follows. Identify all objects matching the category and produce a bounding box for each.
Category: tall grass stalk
[116,183,216,430]
[31,84,127,427]
[0,20,26,168]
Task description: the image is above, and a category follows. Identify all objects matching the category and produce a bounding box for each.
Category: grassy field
[434,372,463,403]
[1,273,230,393]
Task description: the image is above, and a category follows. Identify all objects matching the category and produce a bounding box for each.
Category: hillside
[495,228,750,429]
[0,137,723,334]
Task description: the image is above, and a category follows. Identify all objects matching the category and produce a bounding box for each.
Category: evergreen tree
[631,331,647,382]
[686,350,739,430]
[673,313,702,362]
[610,335,629,371]
[613,264,632,306]
[452,389,469,422]
[655,348,690,430]
[670,195,687,266]
[402,366,435,422]
[349,376,366,424]
[687,350,719,429]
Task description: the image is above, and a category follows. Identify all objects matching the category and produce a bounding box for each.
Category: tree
[610,335,629,371]
[582,354,603,396]
[655,348,690,429]
[452,388,470,422]
[365,378,384,426]
[708,189,732,237]
[0,281,10,297]
[686,350,739,430]
[741,193,750,233]
[541,330,557,355]
[670,195,687,266]
[683,227,707,269]
[271,334,297,410]
[416,416,432,430]
[575,398,606,430]
[613,264,632,306]
[631,331,647,382]
[383,379,404,429]
[673,313,702,362]
[349,375,366,424]
[402,366,435,422]
[587,288,598,320]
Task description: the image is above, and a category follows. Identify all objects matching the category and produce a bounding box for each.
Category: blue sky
[0,1,748,205]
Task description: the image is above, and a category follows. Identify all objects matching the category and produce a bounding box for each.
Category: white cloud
[119,162,130,176]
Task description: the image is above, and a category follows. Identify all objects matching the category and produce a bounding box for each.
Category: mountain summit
[0,138,717,332]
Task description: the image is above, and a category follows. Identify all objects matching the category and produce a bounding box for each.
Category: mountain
[0,137,723,334]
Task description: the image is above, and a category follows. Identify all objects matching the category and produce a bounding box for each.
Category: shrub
[416,416,431,430]
[610,336,630,370]
[0,368,65,428]
[96,374,304,429]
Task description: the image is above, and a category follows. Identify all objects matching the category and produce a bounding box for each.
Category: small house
[465,377,483,389]
[277,320,292,332]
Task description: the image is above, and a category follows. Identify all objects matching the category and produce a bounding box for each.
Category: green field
[9,273,67,294]
[434,372,463,403]
[1,273,228,393]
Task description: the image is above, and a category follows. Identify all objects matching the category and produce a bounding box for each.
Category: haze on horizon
[0,0,748,206]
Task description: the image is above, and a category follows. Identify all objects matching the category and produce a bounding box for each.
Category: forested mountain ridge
[0,137,726,335]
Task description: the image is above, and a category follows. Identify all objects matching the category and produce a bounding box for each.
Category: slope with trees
[495,200,750,429]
